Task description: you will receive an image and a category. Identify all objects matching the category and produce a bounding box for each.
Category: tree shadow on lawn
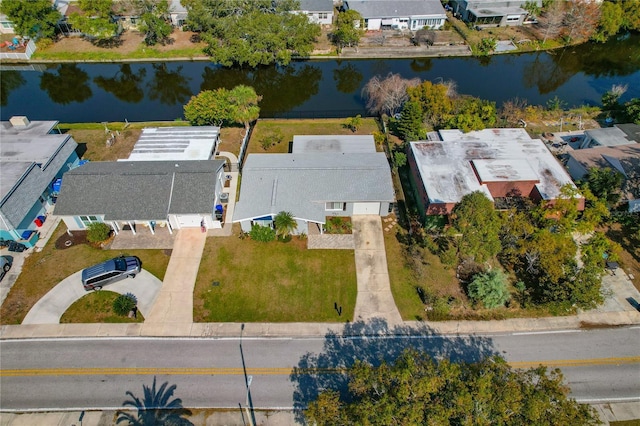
[290,318,497,423]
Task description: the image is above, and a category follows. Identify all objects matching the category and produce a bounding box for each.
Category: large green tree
[407,80,453,129]
[623,98,640,124]
[592,0,624,42]
[581,167,623,207]
[332,9,364,51]
[184,89,231,126]
[306,349,599,426]
[451,191,502,263]
[613,0,640,32]
[183,0,320,66]
[396,100,424,142]
[228,85,261,136]
[69,0,120,42]
[184,85,261,132]
[123,0,173,46]
[0,0,61,39]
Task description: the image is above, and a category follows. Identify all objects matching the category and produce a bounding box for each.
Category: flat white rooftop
[472,159,539,183]
[126,126,220,161]
[410,128,576,204]
[0,120,70,200]
[292,135,376,153]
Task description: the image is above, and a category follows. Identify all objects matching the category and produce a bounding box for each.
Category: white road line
[512,330,582,336]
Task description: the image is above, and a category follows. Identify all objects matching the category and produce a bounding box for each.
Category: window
[506,15,520,22]
[80,215,99,226]
[326,202,345,211]
[319,13,328,20]
[1,21,13,29]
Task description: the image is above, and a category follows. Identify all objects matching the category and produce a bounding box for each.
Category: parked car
[81,256,141,291]
[0,256,11,281]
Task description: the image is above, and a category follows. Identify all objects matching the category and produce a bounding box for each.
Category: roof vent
[10,116,30,128]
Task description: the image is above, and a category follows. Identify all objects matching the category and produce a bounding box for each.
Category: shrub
[86,222,111,243]
[249,224,276,242]
[35,38,54,50]
[113,292,137,316]
[343,114,362,132]
[260,130,284,150]
[468,269,510,308]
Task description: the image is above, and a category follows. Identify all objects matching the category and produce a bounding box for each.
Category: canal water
[1,33,638,123]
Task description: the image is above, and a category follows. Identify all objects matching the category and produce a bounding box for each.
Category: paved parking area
[21,269,163,324]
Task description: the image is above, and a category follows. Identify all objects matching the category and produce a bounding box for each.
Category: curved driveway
[22,270,163,325]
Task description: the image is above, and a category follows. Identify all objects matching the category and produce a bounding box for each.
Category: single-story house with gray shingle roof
[1,117,80,247]
[566,144,640,212]
[579,124,640,149]
[345,0,446,31]
[54,160,226,234]
[233,135,395,234]
[297,0,334,25]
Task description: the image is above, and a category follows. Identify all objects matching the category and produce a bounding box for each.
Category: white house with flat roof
[233,135,395,234]
[408,128,581,216]
[125,126,221,162]
[0,117,79,247]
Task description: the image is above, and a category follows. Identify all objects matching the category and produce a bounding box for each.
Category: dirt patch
[65,128,142,161]
[55,231,88,250]
[42,29,205,56]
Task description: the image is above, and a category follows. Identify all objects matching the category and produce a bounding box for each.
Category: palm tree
[274,211,297,239]
[116,376,193,426]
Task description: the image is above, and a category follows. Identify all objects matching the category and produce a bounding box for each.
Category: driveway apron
[352,215,403,325]
[142,228,206,333]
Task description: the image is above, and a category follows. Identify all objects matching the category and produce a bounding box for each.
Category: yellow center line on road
[1,357,638,378]
[509,356,640,369]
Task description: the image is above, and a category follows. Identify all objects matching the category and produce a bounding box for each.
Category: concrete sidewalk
[2,404,637,426]
[3,310,638,339]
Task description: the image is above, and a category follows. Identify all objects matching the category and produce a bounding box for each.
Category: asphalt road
[1,326,638,412]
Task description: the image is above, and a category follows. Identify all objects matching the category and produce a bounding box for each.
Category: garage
[353,202,380,215]
[175,215,204,228]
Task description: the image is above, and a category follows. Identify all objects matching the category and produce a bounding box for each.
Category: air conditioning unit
[10,116,30,128]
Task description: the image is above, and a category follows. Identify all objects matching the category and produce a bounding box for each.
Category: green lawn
[384,227,460,321]
[249,118,382,154]
[61,290,144,323]
[194,232,356,322]
[0,223,170,325]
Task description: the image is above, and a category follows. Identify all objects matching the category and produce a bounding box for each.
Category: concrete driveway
[22,270,163,325]
[352,215,403,325]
